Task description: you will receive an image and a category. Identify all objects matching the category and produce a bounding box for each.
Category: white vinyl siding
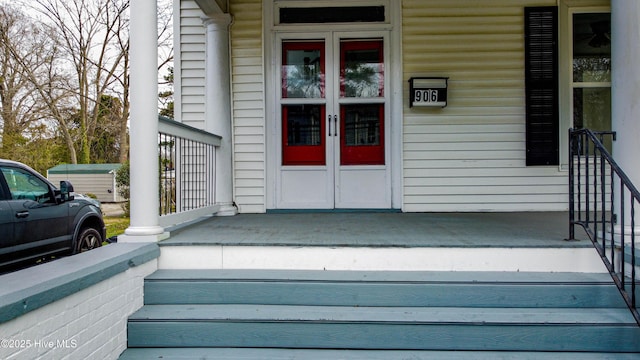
[178,0,265,213]
[178,0,207,128]
[402,0,568,212]
[230,0,266,213]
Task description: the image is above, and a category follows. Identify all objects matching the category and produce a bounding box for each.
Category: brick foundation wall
[0,243,159,360]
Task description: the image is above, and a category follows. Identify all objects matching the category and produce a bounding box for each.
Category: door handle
[15,211,29,219]
[333,115,338,136]
[328,115,332,136]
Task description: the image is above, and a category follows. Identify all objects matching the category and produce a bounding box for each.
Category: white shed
[47,163,124,203]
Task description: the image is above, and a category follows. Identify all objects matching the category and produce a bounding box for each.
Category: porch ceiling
[161,212,591,248]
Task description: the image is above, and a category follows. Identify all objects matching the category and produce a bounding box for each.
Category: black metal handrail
[569,128,639,325]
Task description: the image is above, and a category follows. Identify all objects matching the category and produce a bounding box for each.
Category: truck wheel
[76,227,103,253]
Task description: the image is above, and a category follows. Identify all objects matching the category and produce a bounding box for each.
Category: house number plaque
[409,77,448,108]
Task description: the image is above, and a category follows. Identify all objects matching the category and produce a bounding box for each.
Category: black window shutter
[525,7,559,166]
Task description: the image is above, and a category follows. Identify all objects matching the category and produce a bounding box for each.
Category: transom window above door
[273,1,390,26]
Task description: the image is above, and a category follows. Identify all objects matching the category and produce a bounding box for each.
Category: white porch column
[120,0,166,242]
[612,0,640,239]
[203,14,237,216]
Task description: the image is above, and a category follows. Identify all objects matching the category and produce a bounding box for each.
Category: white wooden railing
[157,116,222,228]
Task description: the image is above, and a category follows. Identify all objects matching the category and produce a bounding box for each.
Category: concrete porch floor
[162,212,591,248]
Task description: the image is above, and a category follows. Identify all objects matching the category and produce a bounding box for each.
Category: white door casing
[263,1,403,211]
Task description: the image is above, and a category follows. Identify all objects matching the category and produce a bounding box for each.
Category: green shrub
[115,161,130,217]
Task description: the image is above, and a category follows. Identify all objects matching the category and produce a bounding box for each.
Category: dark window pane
[285,105,322,146]
[573,87,612,152]
[573,13,611,82]
[280,6,384,24]
[343,105,381,146]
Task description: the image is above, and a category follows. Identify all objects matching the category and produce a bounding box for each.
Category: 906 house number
[414,89,439,103]
[409,77,448,107]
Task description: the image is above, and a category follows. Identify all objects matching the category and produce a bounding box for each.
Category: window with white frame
[571,11,611,150]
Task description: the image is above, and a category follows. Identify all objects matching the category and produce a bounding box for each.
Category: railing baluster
[600,147,605,235]
[587,147,606,248]
[611,157,616,264]
[585,138,591,228]
[632,199,636,309]
[569,129,576,241]
[621,184,626,285]
[577,133,583,224]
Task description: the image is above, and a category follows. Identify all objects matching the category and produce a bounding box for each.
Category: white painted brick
[38,315,65,339]
[1,320,23,340]
[67,315,90,337]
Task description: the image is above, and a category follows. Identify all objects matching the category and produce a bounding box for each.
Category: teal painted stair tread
[144,281,626,308]
[127,305,640,352]
[144,270,627,308]
[119,348,640,360]
[129,304,636,325]
[127,321,640,352]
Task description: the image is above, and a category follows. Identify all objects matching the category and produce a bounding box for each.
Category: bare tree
[9,0,173,165]
[111,0,173,163]
[157,0,174,73]
[2,5,80,164]
[22,0,130,164]
[0,5,68,162]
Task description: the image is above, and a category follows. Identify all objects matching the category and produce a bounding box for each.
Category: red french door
[282,41,326,165]
[282,39,384,166]
[278,36,388,209]
[339,39,385,165]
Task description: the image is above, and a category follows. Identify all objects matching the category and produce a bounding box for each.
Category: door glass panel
[341,104,384,165]
[344,105,381,146]
[341,40,383,98]
[282,42,324,98]
[282,105,326,165]
[286,105,323,146]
